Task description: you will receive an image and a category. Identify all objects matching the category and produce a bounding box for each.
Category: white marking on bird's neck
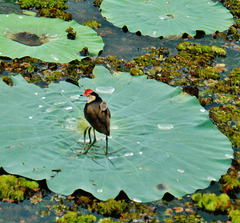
[87,95,96,103]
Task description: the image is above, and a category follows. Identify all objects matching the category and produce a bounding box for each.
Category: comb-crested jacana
[81,89,110,155]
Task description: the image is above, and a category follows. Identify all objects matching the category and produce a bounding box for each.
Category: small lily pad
[100,0,233,37]
[0,14,104,62]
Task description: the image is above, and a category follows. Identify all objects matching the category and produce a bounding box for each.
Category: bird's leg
[83,127,89,149]
[93,129,96,144]
[81,128,97,154]
[105,135,108,155]
[88,127,92,144]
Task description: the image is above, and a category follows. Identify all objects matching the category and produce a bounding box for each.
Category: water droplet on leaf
[111,125,118,130]
[133,198,142,203]
[96,86,115,94]
[64,107,73,110]
[124,152,134,157]
[225,154,233,159]
[70,95,80,99]
[177,169,185,174]
[158,124,174,130]
[46,108,55,113]
[97,189,103,193]
[50,54,59,61]
[207,176,216,181]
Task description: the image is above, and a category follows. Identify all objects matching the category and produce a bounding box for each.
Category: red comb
[83,89,93,96]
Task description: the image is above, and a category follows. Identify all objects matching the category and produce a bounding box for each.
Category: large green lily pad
[0,14,104,63]
[0,66,232,202]
[100,0,233,37]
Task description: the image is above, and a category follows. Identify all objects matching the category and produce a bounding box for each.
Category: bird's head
[82,89,98,103]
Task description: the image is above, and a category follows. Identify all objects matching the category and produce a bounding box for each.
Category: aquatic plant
[56,211,97,223]
[177,42,226,56]
[39,8,72,21]
[74,195,156,221]
[229,209,240,223]
[129,67,143,76]
[19,0,68,10]
[191,193,230,212]
[165,214,203,223]
[0,14,103,63]
[100,0,233,37]
[18,0,71,20]
[0,174,39,201]
[83,20,101,29]
[210,105,240,148]
[220,169,240,193]
[0,66,232,202]
[98,218,121,223]
[65,26,77,40]
[93,0,102,7]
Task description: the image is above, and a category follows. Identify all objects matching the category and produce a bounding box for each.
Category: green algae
[19,0,68,9]
[0,174,39,201]
[191,193,230,212]
[39,8,72,21]
[197,66,220,80]
[129,67,143,76]
[1,76,13,86]
[218,0,240,41]
[210,105,240,148]
[57,211,97,223]
[229,209,240,223]
[220,169,240,193]
[177,42,226,56]
[164,214,203,223]
[93,0,102,7]
[74,195,157,222]
[83,20,101,29]
[18,0,72,20]
[65,26,77,40]
[98,218,121,223]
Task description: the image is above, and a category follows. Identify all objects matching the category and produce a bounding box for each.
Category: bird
[81,89,111,155]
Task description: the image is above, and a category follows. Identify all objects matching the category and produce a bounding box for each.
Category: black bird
[81,89,110,155]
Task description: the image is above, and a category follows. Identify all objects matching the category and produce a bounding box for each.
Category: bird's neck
[87,93,102,104]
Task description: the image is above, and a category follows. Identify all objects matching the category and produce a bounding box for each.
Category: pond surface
[0,0,239,222]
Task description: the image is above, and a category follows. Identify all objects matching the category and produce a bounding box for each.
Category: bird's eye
[87,94,90,97]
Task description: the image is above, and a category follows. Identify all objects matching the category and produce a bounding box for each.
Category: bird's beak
[81,92,89,97]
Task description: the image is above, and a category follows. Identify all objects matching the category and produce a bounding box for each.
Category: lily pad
[0,66,232,202]
[0,14,104,62]
[100,0,233,37]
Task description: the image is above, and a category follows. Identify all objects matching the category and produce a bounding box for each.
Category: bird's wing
[100,101,111,118]
[85,103,110,135]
